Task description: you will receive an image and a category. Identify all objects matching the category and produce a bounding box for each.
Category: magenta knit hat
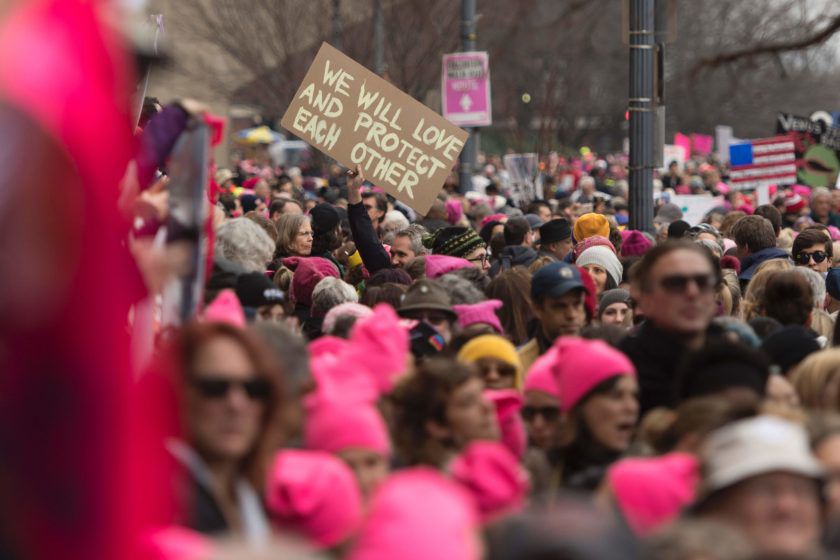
[202,289,247,328]
[523,347,561,398]
[481,213,508,228]
[446,198,464,225]
[552,337,636,411]
[349,468,480,560]
[449,441,530,523]
[345,304,410,394]
[453,299,504,335]
[283,256,339,307]
[608,452,699,536]
[305,401,391,456]
[307,335,379,406]
[266,450,363,548]
[425,254,474,279]
[620,230,654,258]
[484,389,526,459]
[572,235,616,261]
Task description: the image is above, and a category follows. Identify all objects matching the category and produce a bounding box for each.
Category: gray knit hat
[598,289,631,318]
[654,202,683,225]
[576,246,623,287]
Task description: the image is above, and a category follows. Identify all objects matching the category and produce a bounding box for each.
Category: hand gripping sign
[281,43,468,215]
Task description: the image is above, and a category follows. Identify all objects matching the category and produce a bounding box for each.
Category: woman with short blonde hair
[791,349,840,410]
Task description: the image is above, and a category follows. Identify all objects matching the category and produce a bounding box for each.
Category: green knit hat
[423,226,486,258]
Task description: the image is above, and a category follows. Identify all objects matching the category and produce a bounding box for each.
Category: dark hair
[504,217,531,246]
[389,358,477,466]
[485,267,534,346]
[793,228,833,259]
[367,267,412,287]
[609,225,623,254]
[218,192,237,216]
[754,204,782,236]
[731,215,776,253]
[762,270,814,326]
[174,322,284,488]
[630,241,720,293]
[360,282,407,309]
[490,231,506,261]
[268,198,302,218]
[362,191,388,218]
[675,340,770,403]
[311,227,342,256]
[403,256,427,280]
[526,200,551,215]
[649,395,759,454]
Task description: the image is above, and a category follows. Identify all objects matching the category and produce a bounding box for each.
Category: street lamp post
[628,0,655,232]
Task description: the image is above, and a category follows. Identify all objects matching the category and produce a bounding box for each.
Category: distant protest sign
[281,43,468,215]
[776,112,840,188]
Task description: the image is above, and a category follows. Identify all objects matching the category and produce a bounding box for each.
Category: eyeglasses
[478,363,517,379]
[658,273,718,294]
[795,251,828,266]
[297,230,314,238]
[467,254,488,265]
[191,377,271,400]
[521,405,560,422]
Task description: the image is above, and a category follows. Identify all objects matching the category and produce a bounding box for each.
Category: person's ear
[425,419,450,442]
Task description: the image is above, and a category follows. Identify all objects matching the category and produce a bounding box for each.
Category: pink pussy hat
[202,289,246,328]
[307,335,378,407]
[449,441,530,523]
[425,254,473,279]
[608,452,699,536]
[523,346,561,398]
[349,468,480,560]
[552,337,636,411]
[139,526,214,560]
[305,401,391,456]
[266,450,363,549]
[453,299,504,335]
[344,304,410,394]
[485,389,526,459]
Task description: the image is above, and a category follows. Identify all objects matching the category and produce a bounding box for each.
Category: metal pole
[628,0,655,232]
[458,0,477,194]
[332,0,342,50]
[373,0,384,75]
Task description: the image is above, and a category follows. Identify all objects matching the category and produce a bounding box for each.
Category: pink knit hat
[449,441,530,523]
[425,254,473,279]
[481,213,508,228]
[202,289,246,328]
[266,450,363,548]
[553,337,636,411]
[307,336,378,406]
[523,347,561,398]
[620,230,653,258]
[349,468,480,560]
[305,401,391,456]
[446,198,464,225]
[572,235,616,261]
[484,389,526,459]
[323,302,374,335]
[283,256,339,307]
[723,238,737,253]
[608,452,699,536]
[453,299,504,335]
[344,304,410,394]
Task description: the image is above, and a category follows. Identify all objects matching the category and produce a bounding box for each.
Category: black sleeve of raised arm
[348,201,391,273]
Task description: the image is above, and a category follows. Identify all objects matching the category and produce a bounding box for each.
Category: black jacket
[619,321,722,415]
[489,246,538,277]
[348,201,391,274]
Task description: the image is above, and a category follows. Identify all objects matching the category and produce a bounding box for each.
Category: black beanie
[310,203,341,236]
[761,325,821,374]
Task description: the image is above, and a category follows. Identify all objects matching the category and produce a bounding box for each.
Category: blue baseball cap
[531,262,585,300]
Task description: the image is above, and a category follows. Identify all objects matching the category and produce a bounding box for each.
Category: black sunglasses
[192,377,271,400]
[659,273,717,294]
[521,405,560,422]
[795,251,828,266]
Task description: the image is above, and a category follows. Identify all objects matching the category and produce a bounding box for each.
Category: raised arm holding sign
[281,43,468,215]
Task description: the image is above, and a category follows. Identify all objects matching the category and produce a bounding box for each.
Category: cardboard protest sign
[776,112,840,187]
[281,43,468,215]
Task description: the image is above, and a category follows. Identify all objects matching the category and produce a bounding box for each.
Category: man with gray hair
[391,224,428,268]
[304,277,359,340]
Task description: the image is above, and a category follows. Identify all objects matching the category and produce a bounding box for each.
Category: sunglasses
[192,377,271,400]
[795,251,828,265]
[479,364,517,378]
[521,405,560,422]
[658,273,717,294]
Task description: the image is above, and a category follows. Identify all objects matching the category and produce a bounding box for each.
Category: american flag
[729,135,797,190]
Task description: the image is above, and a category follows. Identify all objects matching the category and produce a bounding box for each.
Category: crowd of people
[134,119,840,559]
